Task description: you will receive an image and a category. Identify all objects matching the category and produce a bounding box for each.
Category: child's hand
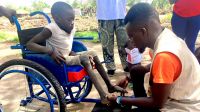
[88,55,95,69]
[50,50,66,64]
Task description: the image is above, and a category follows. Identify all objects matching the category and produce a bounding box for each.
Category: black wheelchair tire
[0,59,67,112]
[79,77,93,99]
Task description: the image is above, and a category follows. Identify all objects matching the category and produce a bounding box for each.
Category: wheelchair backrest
[17,27,45,46]
[12,11,51,47]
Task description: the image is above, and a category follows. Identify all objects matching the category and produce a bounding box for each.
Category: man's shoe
[124,67,129,72]
[107,70,115,76]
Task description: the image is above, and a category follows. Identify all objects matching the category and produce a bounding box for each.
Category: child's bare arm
[27,28,66,64]
[26,28,52,54]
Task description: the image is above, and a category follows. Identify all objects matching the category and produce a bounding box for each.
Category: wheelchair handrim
[0,65,61,112]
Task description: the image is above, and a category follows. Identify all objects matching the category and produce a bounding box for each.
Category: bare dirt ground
[0,35,200,111]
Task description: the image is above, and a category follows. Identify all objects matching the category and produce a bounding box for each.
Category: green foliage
[72,0,96,9]
[127,0,172,14]
[0,31,99,43]
[152,0,170,9]
[87,0,96,8]
[72,0,80,8]
[127,0,142,7]
[152,0,172,14]
[0,31,18,42]
[32,0,50,11]
[160,13,172,23]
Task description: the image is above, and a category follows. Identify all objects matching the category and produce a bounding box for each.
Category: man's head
[51,2,75,34]
[125,3,162,52]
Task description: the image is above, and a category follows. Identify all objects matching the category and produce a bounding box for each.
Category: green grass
[0,31,99,43]
[160,13,172,23]
[0,31,18,42]
[75,31,99,43]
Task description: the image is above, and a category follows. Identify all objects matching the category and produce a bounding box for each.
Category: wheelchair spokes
[65,76,92,103]
[0,59,66,112]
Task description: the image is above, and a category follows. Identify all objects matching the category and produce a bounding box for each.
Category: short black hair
[51,2,73,17]
[124,3,157,26]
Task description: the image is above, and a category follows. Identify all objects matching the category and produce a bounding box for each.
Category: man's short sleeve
[151,52,182,84]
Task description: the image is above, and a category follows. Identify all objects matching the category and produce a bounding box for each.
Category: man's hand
[0,6,16,24]
[107,94,117,102]
[50,50,66,64]
[116,76,129,89]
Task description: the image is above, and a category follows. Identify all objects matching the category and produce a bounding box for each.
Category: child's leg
[83,51,127,93]
[130,65,147,97]
[65,55,108,103]
[93,55,127,93]
[79,55,109,104]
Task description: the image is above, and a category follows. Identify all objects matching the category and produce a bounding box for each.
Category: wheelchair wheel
[0,59,66,112]
[74,76,92,99]
[65,76,92,103]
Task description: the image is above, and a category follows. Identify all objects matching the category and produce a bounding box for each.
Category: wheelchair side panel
[24,54,88,85]
[24,54,67,86]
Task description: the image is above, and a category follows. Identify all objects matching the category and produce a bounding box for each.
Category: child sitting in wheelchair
[26,1,127,104]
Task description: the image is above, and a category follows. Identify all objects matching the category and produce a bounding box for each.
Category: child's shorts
[64,51,97,65]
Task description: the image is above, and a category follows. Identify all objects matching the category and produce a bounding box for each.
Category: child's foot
[108,85,128,93]
[101,95,110,105]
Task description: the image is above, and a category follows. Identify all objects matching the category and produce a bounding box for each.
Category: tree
[127,0,143,7]
[32,0,50,11]
[72,0,82,8]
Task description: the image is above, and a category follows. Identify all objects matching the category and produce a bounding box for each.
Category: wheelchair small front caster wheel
[20,100,28,106]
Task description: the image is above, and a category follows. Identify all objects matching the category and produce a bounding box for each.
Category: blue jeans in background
[171,12,200,53]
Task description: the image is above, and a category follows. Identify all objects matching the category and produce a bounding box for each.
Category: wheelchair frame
[0,11,101,112]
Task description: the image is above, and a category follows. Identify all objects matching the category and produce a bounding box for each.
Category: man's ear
[140,28,148,38]
[140,28,147,35]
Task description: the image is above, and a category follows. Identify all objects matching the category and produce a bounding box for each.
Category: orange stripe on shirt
[151,52,182,84]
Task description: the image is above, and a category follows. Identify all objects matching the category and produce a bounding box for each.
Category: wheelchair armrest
[11,44,24,49]
[72,40,87,52]
[11,44,46,54]
[74,36,93,40]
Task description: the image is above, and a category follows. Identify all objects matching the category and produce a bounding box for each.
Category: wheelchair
[0,11,100,112]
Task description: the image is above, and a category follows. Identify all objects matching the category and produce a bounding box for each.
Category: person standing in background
[169,0,200,53]
[96,0,129,76]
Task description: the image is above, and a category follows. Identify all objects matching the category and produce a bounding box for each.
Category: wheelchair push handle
[12,16,21,31]
[29,11,51,23]
[11,11,51,31]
